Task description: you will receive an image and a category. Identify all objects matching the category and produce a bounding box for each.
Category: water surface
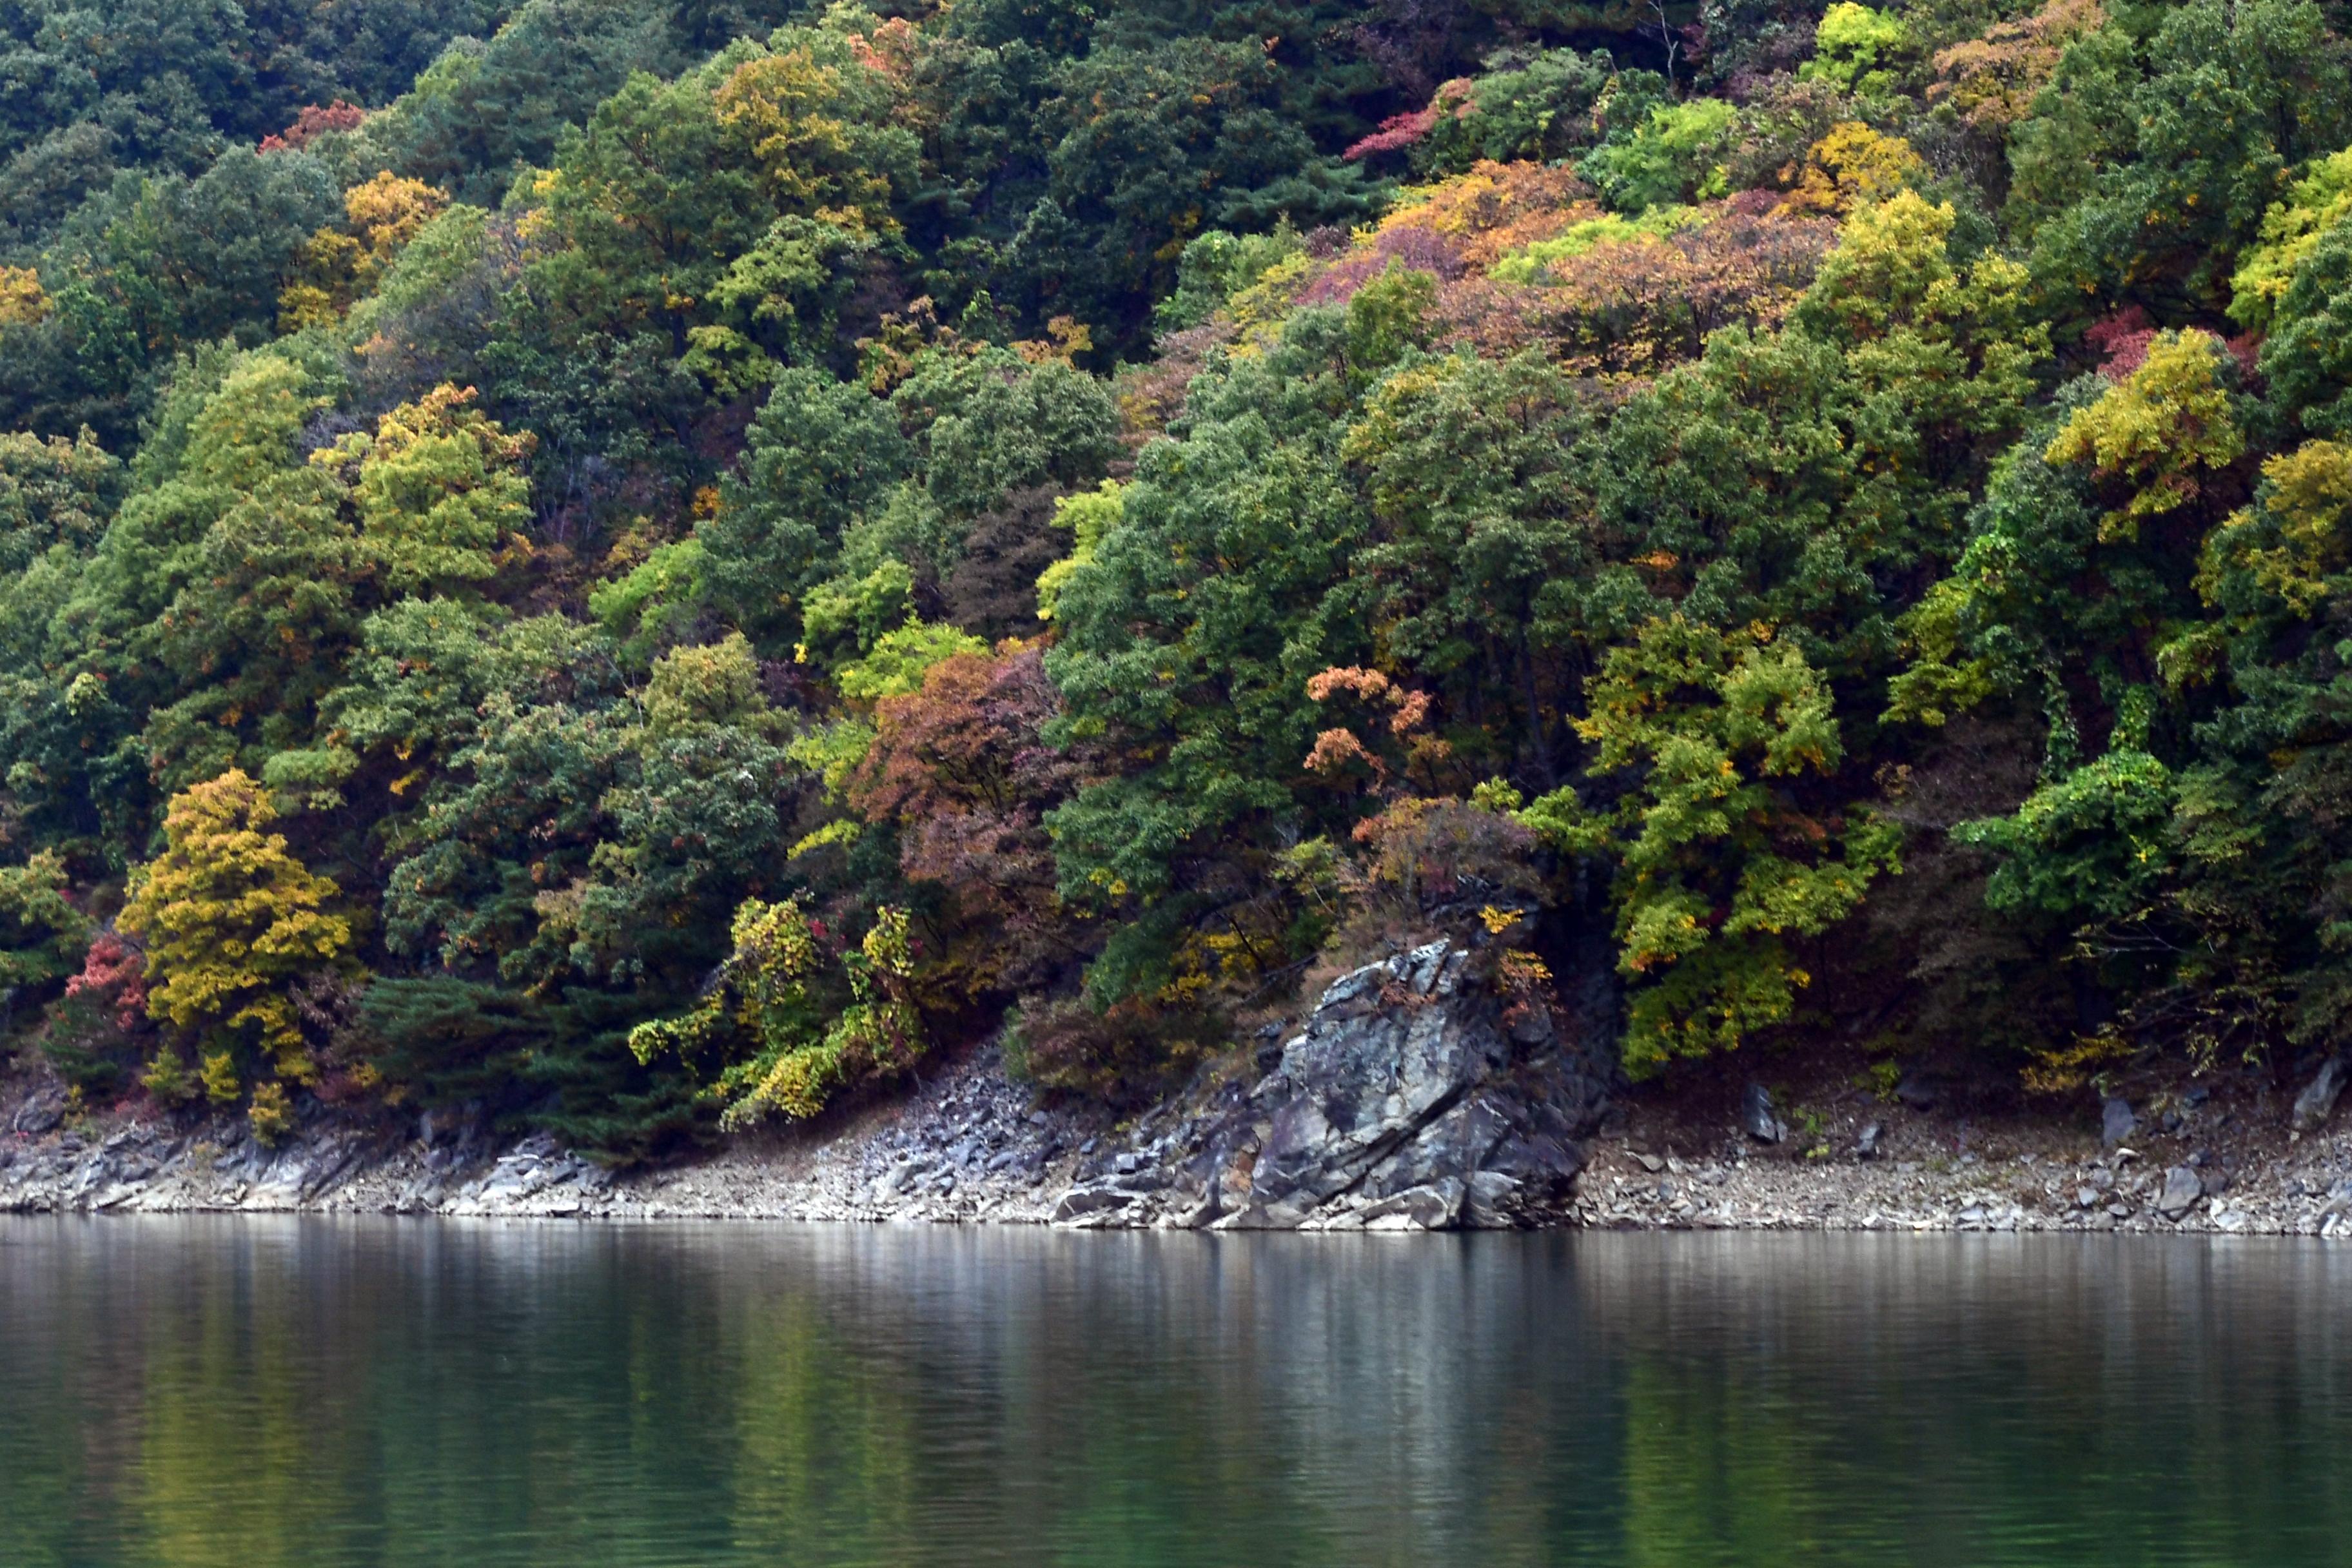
[1,1219,2346,1566]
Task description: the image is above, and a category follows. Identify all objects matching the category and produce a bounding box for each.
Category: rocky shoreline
[11,939,2352,1236]
[3,941,1610,1230]
[1576,1046,2352,1237]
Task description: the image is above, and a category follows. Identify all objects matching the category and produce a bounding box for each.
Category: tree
[629,896,924,1126]
[702,368,914,649]
[2022,0,2352,318]
[116,769,353,1098]
[380,694,631,983]
[0,849,87,992]
[2260,223,2352,438]
[0,427,122,574]
[1580,98,1740,213]
[1799,4,1915,99]
[555,634,793,988]
[277,172,451,328]
[2043,329,2244,544]
[1337,349,1590,782]
[1521,618,1900,1069]
[1024,35,1379,347]
[1043,307,1371,1001]
[325,382,536,598]
[1929,0,2107,138]
[849,642,1090,995]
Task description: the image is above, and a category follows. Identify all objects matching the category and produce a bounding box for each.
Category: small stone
[2076,1186,2100,1209]
[1636,1152,1665,1173]
[1856,1122,1884,1160]
[1114,1152,1140,1174]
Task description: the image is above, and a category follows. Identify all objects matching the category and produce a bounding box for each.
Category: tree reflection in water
[3,1221,2349,1567]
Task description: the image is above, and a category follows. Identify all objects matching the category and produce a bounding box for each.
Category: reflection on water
[2,1220,2349,1567]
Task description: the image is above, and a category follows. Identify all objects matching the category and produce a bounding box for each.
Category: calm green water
[1,1221,2348,1567]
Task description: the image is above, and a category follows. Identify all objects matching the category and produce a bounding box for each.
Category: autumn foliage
[11,0,2352,1155]
[117,771,353,1103]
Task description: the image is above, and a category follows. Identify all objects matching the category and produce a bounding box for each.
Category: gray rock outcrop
[1048,941,1612,1231]
[2293,1059,2348,1135]
[1741,1083,1788,1145]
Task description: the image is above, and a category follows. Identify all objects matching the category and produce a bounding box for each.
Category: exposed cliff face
[2,941,1612,1226]
[1050,941,1614,1230]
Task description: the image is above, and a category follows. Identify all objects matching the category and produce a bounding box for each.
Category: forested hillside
[3,0,2349,1158]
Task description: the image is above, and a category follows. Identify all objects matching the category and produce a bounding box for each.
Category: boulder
[1741,1083,1787,1144]
[2293,1058,2348,1134]
[1051,1186,1135,1222]
[1357,1183,1462,1230]
[1893,1072,1938,1111]
[9,1088,64,1136]
[2157,1164,2204,1220]
[2101,1097,2137,1148]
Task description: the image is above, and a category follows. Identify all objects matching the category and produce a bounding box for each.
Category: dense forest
[2,0,2349,1159]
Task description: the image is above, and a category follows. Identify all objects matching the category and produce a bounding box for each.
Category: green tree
[629,897,925,1126]
[0,849,88,992]
[1522,618,1900,1069]
[1043,308,1371,1001]
[2021,0,2352,318]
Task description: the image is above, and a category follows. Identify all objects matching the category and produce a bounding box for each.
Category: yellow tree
[277,172,449,329]
[0,264,48,326]
[319,382,535,597]
[119,771,352,1124]
[2045,328,2244,543]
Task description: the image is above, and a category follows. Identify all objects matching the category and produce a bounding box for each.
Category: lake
[1,1219,2347,1566]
